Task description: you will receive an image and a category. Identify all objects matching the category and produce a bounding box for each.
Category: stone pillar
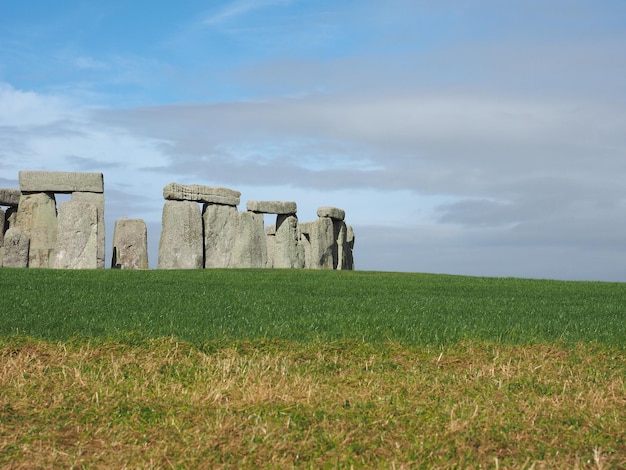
[274,214,305,269]
[301,217,334,270]
[233,211,267,268]
[2,227,30,268]
[0,208,5,267]
[53,201,98,269]
[158,200,204,269]
[203,203,239,268]
[15,192,58,268]
[72,192,105,269]
[111,218,149,269]
[345,225,355,270]
[265,224,276,269]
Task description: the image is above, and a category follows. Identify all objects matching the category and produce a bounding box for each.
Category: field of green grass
[1,268,625,468]
[1,268,625,346]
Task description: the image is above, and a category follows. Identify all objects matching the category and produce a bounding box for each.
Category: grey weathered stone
[317,206,345,221]
[265,224,276,268]
[232,211,267,268]
[53,201,98,269]
[111,218,149,269]
[2,227,29,268]
[203,203,239,268]
[158,200,204,269]
[15,192,58,268]
[0,189,20,207]
[273,215,305,269]
[246,200,297,215]
[301,217,334,270]
[72,192,105,268]
[164,183,240,206]
[345,225,355,270]
[334,220,348,270]
[0,208,4,266]
[19,171,103,193]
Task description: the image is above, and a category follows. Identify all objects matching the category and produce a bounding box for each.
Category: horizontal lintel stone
[0,189,21,207]
[317,206,345,221]
[19,171,104,193]
[246,200,297,215]
[163,183,240,206]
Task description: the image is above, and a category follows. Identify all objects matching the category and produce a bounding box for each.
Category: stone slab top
[317,206,345,221]
[0,189,21,207]
[246,200,297,215]
[163,183,241,206]
[19,171,104,193]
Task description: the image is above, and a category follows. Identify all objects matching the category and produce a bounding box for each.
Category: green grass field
[1,268,625,468]
[1,268,625,346]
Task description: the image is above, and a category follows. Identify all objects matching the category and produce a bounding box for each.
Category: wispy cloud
[203,0,293,26]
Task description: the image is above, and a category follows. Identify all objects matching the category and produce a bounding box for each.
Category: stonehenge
[157,183,354,270]
[1,172,355,271]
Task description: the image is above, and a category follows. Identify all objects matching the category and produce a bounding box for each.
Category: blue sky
[1,0,626,280]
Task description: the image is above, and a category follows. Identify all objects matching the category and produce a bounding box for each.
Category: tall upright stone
[2,227,29,268]
[0,208,5,267]
[274,214,304,269]
[232,211,267,268]
[265,224,276,269]
[53,201,98,269]
[158,200,203,269]
[15,192,58,268]
[333,220,348,270]
[111,218,149,269]
[300,217,334,270]
[72,192,105,268]
[345,225,355,270]
[203,203,239,268]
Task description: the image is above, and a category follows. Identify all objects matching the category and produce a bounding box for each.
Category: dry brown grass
[1,337,624,468]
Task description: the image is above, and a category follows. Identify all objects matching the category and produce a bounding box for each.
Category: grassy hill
[1,268,625,467]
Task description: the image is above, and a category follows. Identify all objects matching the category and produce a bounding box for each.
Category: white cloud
[203,0,293,26]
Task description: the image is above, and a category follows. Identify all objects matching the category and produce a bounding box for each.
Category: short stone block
[317,206,345,221]
[0,189,20,207]
[2,227,30,268]
[111,218,149,269]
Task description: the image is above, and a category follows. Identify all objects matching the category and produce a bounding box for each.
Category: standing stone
[303,217,335,270]
[53,201,98,269]
[2,227,29,268]
[274,215,304,269]
[232,211,267,268]
[158,200,203,269]
[203,203,239,268]
[0,208,5,267]
[345,225,355,270]
[265,224,276,269]
[111,218,149,269]
[15,192,58,268]
[72,192,105,269]
[19,171,104,193]
[334,220,348,270]
[298,222,312,269]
